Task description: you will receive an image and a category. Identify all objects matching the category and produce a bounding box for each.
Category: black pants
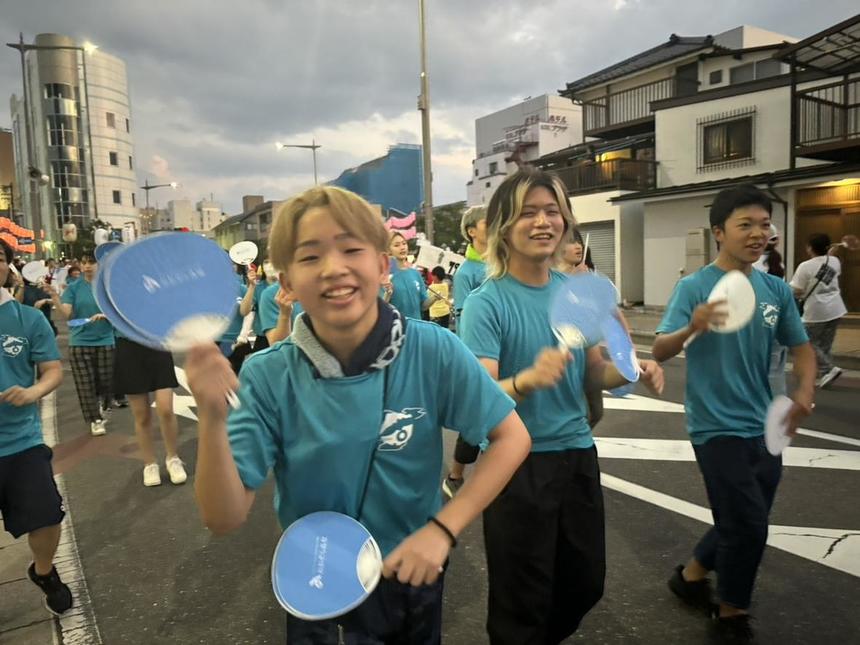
[453,435,480,465]
[693,435,781,610]
[483,448,605,645]
[285,575,443,644]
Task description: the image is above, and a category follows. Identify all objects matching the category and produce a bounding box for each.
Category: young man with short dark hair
[653,184,816,641]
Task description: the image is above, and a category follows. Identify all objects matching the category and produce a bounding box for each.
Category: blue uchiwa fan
[102,233,239,351]
[272,512,383,620]
[94,241,123,263]
[94,248,161,345]
[549,272,618,348]
[601,314,640,383]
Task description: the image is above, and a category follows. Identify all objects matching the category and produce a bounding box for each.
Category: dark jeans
[483,448,605,645]
[692,435,782,610]
[285,575,443,644]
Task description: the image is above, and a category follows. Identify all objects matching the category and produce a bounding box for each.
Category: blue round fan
[272,511,382,620]
[601,314,640,383]
[104,233,238,351]
[549,272,617,347]
[95,241,123,263]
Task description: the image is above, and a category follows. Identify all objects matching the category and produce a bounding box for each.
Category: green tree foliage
[416,201,467,253]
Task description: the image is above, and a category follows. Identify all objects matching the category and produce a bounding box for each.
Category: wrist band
[427,516,457,548]
[511,373,524,397]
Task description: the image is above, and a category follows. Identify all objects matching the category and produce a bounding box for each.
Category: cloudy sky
[0,1,856,214]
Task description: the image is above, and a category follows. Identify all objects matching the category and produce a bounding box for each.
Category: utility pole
[418,0,434,243]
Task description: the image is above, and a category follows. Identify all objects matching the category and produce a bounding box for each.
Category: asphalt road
[5,342,859,645]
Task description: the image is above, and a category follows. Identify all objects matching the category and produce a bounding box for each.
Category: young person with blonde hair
[187,185,531,643]
[460,167,664,644]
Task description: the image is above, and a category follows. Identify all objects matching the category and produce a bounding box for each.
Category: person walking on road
[187,186,531,644]
[460,168,664,644]
[653,184,816,642]
[0,240,73,616]
[790,233,848,389]
[49,252,115,436]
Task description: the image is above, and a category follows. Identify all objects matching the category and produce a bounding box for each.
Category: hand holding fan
[229,241,259,266]
[683,270,755,349]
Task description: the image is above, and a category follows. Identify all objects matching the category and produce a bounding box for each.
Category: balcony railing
[796,78,860,153]
[550,159,657,195]
[583,78,676,135]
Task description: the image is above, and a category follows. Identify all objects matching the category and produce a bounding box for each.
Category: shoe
[165,456,187,485]
[27,563,73,616]
[818,367,843,389]
[442,476,464,500]
[113,397,129,408]
[668,564,712,610]
[711,608,756,642]
[90,419,106,436]
[143,463,162,487]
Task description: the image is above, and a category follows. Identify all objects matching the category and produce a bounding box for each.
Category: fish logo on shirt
[378,408,426,451]
[760,302,780,328]
[1,335,27,358]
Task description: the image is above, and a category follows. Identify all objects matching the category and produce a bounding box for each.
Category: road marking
[596,437,860,470]
[42,392,103,644]
[601,473,860,578]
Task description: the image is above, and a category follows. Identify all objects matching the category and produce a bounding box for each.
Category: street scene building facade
[9,33,139,254]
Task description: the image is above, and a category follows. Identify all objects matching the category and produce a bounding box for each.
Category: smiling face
[505,185,566,266]
[282,206,388,341]
[388,234,409,262]
[713,205,772,267]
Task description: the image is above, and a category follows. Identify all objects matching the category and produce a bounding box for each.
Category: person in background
[790,233,848,389]
[49,252,115,436]
[386,231,431,320]
[443,205,488,499]
[18,276,57,336]
[753,224,788,396]
[427,266,452,329]
[0,240,72,617]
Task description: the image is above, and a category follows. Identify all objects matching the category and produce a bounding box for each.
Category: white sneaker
[165,456,187,485]
[90,420,106,436]
[818,367,843,389]
[143,463,162,487]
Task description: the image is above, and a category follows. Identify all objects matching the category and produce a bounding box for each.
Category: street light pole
[276,140,322,185]
[418,0,434,243]
[139,178,179,232]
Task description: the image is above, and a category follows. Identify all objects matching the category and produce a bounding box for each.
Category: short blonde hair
[268,186,388,270]
[485,167,576,280]
[460,205,486,243]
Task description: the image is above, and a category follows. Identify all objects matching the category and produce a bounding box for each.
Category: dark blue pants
[285,575,443,644]
[693,435,782,610]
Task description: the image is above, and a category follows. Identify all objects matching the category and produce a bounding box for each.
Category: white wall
[655,85,791,188]
[643,194,714,306]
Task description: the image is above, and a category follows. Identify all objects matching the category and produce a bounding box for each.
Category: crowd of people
[0,169,852,643]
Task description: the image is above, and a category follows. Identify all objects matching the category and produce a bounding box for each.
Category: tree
[417,201,467,253]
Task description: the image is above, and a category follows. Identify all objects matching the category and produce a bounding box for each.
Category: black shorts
[0,445,65,538]
[113,337,179,396]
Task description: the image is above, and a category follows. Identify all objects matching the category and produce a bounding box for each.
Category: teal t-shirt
[227,320,515,556]
[60,278,115,346]
[460,270,592,452]
[0,300,62,457]
[453,259,486,316]
[258,282,302,335]
[656,264,808,445]
[219,279,247,344]
[389,267,427,320]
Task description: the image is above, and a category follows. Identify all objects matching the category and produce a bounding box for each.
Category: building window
[113,190,121,204]
[729,63,755,85]
[697,107,756,171]
[474,168,479,176]
[131,193,136,207]
[106,112,116,128]
[489,161,499,174]
[755,59,782,79]
[109,151,118,166]
[485,181,492,188]
[709,70,723,85]
[125,118,130,133]
[128,155,133,170]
